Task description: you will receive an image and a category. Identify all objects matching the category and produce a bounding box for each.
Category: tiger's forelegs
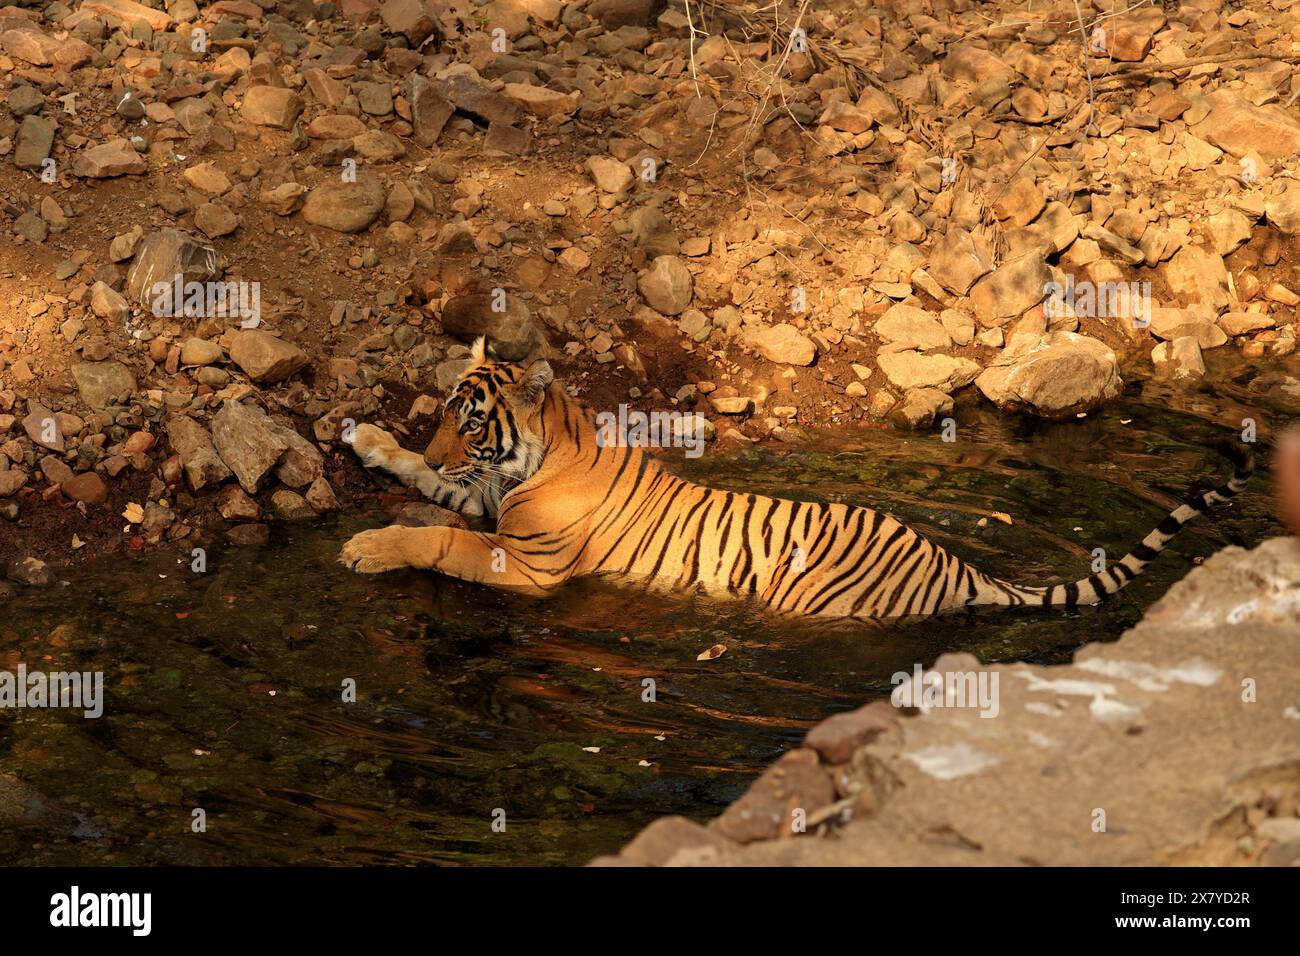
[339,525,566,595]
[350,423,484,516]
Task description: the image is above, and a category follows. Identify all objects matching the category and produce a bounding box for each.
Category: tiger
[339,338,1254,620]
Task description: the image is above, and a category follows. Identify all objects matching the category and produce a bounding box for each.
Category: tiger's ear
[515,359,553,406]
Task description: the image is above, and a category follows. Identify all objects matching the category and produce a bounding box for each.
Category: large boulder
[975,331,1122,419]
[877,351,980,392]
[440,293,544,361]
[1192,90,1300,161]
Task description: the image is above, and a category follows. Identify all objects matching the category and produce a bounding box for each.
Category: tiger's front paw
[351,423,400,469]
[339,526,412,574]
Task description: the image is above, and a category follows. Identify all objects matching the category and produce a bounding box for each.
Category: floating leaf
[122,501,144,523]
[697,643,727,661]
[990,512,1013,525]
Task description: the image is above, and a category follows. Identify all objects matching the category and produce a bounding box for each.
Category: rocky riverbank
[597,536,1300,866]
[4,0,1300,581]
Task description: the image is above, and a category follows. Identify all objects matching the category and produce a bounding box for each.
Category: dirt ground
[3,0,1300,580]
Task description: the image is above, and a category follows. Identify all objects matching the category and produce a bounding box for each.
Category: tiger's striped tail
[975,441,1254,611]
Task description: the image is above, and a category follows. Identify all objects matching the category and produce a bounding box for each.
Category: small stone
[7,85,44,117]
[116,91,146,120]
[440,294,543,361]
[305,476,340,513]
[109,225,144,261]
[629,206,680,257]
[195,202,239,238]
[804,701,897,764]
[875,305,951,351]
[228,330,309,384]
[503,82,579,118]
[72,361,136,409]
[23,403,64,451]
[217,485,260,520]
[968,255,1053,322]
[14,213,47,243]
[241,86,304,129]
[637,255,693,315]
[180,338,223,366]
[890,387,955,429]
[260,182,308,216]
[72,138,147,177]
[90,282,130,322]
[7,556,51,587]
[381,0,439,45]
[1152,336,1205,380]
[992,177,1045,227]
[62,472,109,505]
[742,323,817,366]
[352,129,405,162]
[302,173,386,233]
[14,115,55,170]
[715,748,835,844]
[270,489,314,520]
[125,228,220,307]
[183,162,231,195]
[226,523,269,546]
[619,816,737,866]
[586,155,633,193]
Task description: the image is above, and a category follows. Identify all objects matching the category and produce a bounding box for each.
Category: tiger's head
[423,337,553,488]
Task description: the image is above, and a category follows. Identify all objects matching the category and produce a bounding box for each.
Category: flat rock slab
[619,538,1300,866]
[71,361,136,409]
[79,0,174,30]
[1193,90,1300,162]
[72,139,146,178]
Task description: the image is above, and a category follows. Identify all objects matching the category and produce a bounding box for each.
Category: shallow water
[0,377,1284,865]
